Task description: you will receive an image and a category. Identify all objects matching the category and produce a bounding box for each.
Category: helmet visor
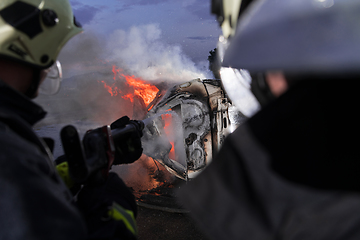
[39,60,62,95]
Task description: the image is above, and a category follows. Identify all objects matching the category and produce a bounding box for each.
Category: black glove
[77,173,137,239]
[110,116,143,165]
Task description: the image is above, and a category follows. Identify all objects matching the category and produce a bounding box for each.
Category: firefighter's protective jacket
[178,79,360,240]
[0,80,137,239]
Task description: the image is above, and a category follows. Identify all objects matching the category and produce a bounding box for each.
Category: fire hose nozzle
[60,119,146,185]
[111,120,145,142]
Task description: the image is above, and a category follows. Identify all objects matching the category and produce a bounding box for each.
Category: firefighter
[0,0,140,239]
[178,0,360,239]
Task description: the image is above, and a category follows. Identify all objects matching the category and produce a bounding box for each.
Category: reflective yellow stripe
[108,202,137,236]
[56,161,74,188]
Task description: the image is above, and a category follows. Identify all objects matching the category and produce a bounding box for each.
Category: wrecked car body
[142,78,246,180]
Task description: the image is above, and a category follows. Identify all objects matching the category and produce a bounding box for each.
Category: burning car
[142,78,246,181]
[97,66,246,209]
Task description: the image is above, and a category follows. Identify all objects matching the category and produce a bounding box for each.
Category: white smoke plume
[105,24,211,81]
[59,24,211,81]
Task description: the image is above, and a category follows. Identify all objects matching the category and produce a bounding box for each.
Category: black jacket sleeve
[0,124,87,240]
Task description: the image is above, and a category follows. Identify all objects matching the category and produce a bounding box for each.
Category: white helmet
[223,0,360,75]
[0,0,82,69]
[0,0,83,96]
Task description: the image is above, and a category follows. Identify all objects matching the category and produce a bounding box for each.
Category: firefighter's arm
[55,152,138,239]
[76,172,138,239]
[58,115,143,187]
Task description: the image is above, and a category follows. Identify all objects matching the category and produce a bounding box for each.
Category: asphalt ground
[136,205,209,240]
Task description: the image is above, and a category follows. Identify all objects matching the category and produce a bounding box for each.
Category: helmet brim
[223,0,360,75]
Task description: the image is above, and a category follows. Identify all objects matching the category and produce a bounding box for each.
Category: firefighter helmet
[0,0,83,70]
[222,0,360,75]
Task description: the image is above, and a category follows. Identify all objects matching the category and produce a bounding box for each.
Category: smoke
[59,24,211,82]
[58,29,106,78]
[35,24,211,126]
[105,24,211,81]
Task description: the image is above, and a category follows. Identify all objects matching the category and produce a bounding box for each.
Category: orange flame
[101,65,159,106]
[162,113,175,160]
[122,93,134,103]
[121,74,159,105]
[101,80,120,96]
[112,65,120,80]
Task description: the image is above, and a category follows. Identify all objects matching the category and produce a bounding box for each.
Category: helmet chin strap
[25,69,41,99]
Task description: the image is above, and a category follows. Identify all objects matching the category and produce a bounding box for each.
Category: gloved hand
[55,155,82,195]
[110,116,143,165]
[77,172,138,239]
